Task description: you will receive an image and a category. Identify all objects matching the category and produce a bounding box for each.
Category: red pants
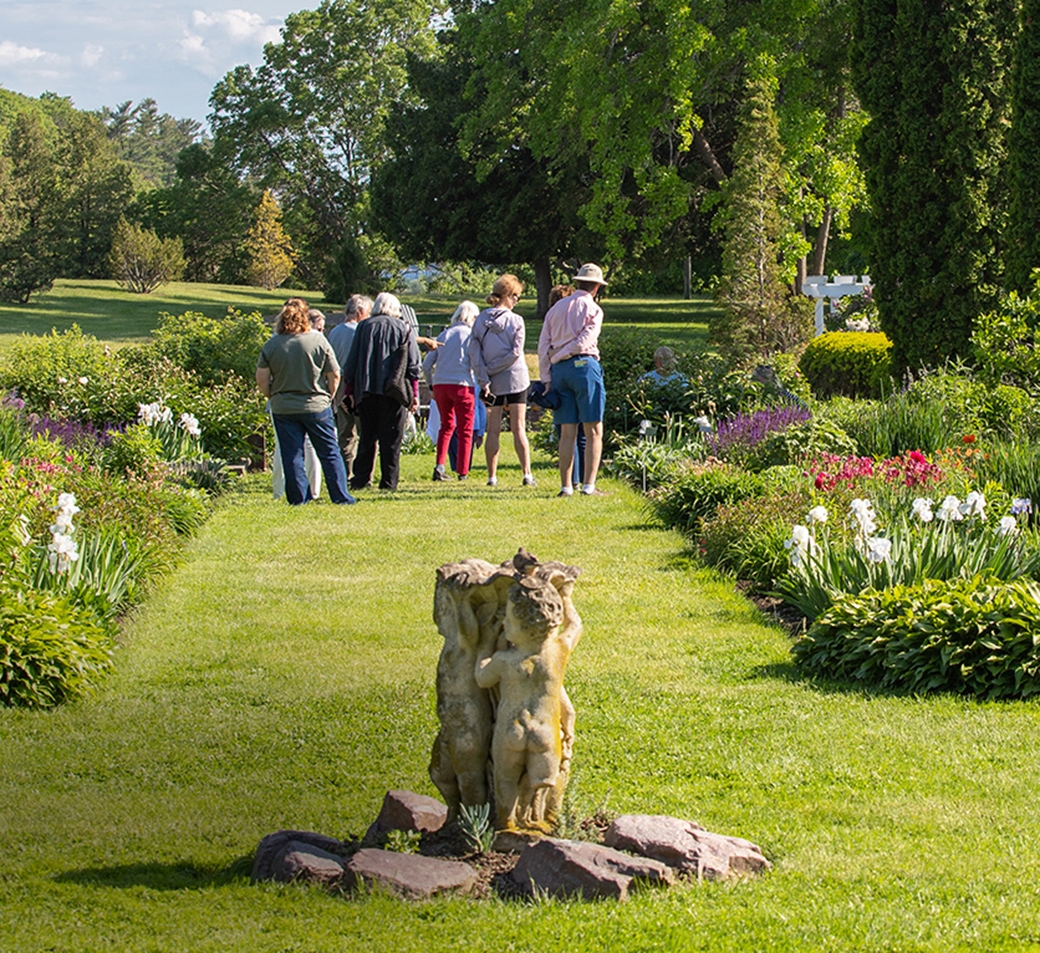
[433,384,476,476]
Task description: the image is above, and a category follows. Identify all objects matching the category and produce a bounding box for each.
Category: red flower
[962,434,976,444]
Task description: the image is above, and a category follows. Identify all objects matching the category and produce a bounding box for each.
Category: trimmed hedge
[793,575,1040,699]
[799,331,894,399]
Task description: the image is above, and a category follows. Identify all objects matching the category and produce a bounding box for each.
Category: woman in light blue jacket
[423,300,479,481]
[468,273,535,487]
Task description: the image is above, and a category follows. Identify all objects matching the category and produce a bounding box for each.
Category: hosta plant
[793,575,1040,700]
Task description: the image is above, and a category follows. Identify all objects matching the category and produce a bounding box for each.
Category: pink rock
[344,848,477,899]
[511,837,674,901]
[604,814,771,880]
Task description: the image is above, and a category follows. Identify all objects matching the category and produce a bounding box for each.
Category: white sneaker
[522,474,536,487]
[486,476,498,487]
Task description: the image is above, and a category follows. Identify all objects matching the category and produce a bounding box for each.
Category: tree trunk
[533,256,552,318]
[811,208,834,277]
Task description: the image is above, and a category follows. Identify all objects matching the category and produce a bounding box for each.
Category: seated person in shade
[640,346,686,387]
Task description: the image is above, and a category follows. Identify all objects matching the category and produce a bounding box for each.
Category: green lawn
[0,280,715,355]
[3,447,1040,951]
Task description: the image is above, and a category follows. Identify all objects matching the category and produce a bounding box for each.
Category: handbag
[383,329,412,407]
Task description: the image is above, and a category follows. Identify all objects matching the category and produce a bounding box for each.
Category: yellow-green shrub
[799,331,894,398]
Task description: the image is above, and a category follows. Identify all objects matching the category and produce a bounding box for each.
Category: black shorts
[489,390,527,407]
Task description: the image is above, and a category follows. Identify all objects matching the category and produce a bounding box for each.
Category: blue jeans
[272,407,355,505]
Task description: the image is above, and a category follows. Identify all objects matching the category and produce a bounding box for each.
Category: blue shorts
[552,356,605,425]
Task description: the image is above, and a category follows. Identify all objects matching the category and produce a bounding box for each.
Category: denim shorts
[552,356,605,425]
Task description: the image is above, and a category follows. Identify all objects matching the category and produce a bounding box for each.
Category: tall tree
[209,0,445,288]
[852,0,1018,375]
[713,62,810,360]
[1006,0,1040,292]
[0,111,61,302]
[455,0,865,279]
[135,143,256,284]
[371,41,594,313]
[54,112,135,278]
[101,99,204,188]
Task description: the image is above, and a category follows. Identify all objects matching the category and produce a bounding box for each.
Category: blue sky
[0,1,300,124]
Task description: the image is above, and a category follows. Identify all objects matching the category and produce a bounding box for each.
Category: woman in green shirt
[256,297,355,505]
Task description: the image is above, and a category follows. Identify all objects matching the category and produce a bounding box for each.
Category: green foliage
[0,588,114,708]
[852,0,1014,375]
[744,417,858,471]
[647,462,778,536]
[1006,0,1040,292]
[794,576,1040,699]
[0,111,60,302]
[27,529,161,626]
[971,270,1040,391]
[382,829,422,853]
[0,403,28,462]
[818,395,948,458]
[798,330,893,399]
[974,440,1040,513]
[103,424,165,478]
[108,217,185,294]
[0,326,265,462]
[209,0,442,287]
[148,309,270,386]
[713,63,806,362]
[701,490,808,588]
[457,802,495,854]
[134,144,256,284]
[609,438,699,492]
[244,190,296,291]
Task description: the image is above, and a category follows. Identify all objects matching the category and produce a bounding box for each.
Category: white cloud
[0,40,48,64]
[79,44,104,69]
[190,9,282,46]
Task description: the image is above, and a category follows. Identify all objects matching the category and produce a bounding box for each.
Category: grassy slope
[0,280,715,355]
[2,449,1040,951]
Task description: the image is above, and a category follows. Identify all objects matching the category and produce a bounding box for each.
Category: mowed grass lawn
[0,279,715,355]
[3,449,1040,951]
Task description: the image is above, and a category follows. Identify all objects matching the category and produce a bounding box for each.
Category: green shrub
[982,384,1040,438]
[609,439,700,492]
[793,576,1040,699]
[745,417,858,470]
[972,270,1040,392]
[148,308,271,386]
[647,462,776,536]
[103,424,166,478]
[0,588,114,708]
[701,490,808,588]
[799,331,893,399]
[0,326,114,419]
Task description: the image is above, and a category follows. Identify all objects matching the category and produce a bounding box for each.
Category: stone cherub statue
[429,549,581,841]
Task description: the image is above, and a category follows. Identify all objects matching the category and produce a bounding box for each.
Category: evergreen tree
[712,63,810,362]
[0,111,61,302]
[244,190,296,291]
[852,0,1017,375]
[1007,0,1040,292]
[54,112,135,279]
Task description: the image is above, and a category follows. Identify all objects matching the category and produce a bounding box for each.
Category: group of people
[256,262,610,504]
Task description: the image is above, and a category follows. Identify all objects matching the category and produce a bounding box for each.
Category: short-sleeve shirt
[257,330,339,415]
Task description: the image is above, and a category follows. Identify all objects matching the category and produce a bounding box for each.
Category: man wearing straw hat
[537,262,609,497]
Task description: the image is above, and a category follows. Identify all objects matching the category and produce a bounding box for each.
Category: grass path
[3,454,1040,951]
